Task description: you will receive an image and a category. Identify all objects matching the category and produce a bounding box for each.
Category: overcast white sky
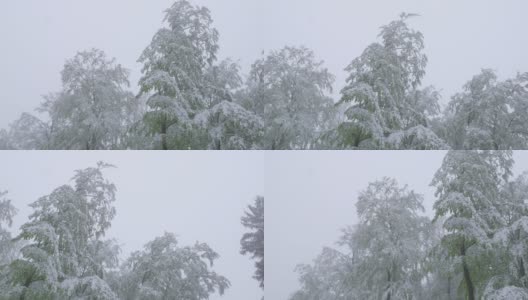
[2,0,528,128]
[266,151,528,300]
[0,151,264,300]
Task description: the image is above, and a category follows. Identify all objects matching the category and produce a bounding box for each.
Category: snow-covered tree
[0,191,20,299]
[3,162,119,299]
[290,151,528,299]
[2,48,140,150]
[113,232,229,300]
[335,13,446,150]
[290,247,354,300]
[138,0,219,150]
[240,196,264,288]
[37,49,133,150]
[2,113,52,150]
[0,191,17,267]
[341,178,429,299]
[118,95,157,150]
[195,59,264,149]
[483,172,528,298]
[290,178,430,300]
[0,130,10,150]
[421,217,461,300]
[241,46,336,149]
[440,70,528,150]
[432,150,514,299]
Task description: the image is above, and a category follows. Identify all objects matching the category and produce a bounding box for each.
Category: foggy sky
[266,151,528,300]
[0,151,265,300]
[2,0,528,128]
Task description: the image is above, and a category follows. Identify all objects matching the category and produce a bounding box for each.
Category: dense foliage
[0,164,231,300]
[2,2,526,149]
[291,151,528,299]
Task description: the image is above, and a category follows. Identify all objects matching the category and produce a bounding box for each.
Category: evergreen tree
[240,196,264,288]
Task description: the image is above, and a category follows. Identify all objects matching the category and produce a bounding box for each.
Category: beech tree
[289,152,528,299]
[3,163,119,299]
[44,49,133,149]
[240,196,264,288]
[0,130,9,150]
[138,0,218,150]
[2,113,51,150]
[2,49,137,150]
[291,178,430,300]
[0,191,18,298]
[2,6,528,150]
[432,150,514,299]
[421,220,461,300]
[195,59,264,149]
[335,13,445,150]
[113,232,229,300]
[0,163,239,300]
[341,178,429,299]
[242,46,336,149]
[290,247,353,300]
[0,191,17,267]
[440,70,528,150]
[485,172,528,298]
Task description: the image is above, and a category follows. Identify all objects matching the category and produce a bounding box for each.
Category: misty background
[2,0,528,128]
[266,151,528,299]
[0,151,264,300]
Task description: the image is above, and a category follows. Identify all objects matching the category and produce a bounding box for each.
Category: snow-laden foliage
[60,275,117,299]
[3,163,119,299]
[290,247,354,300]
[203,59,243,108]
[432,150,518,299]
[484,285,528,300]
[0,191,17,267]
[0,193,21,300]
[42,49,134,150]
[2,49,135,150]
[195,59,264,149]
[0,163,233,299]
[241,46,336,149]
[139,0,219,150]
[341,178,429,300]
[195,100,263,149]
[0,130,9,150]
[0,191,16,232]
[113,232,229,300]
[292,152,528,299]
[440,70,528,150]
[291,178,430,300]
[118,95,156,150]
[240,196,264,288]
[335,13,445,149]
[2,113,51,150]
[386,124,448,150]
[432,151,512,242]
[421,218,462,300]
[3,6,528,150]
[485,173,528,296]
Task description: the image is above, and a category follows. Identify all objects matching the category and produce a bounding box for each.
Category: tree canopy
[4,5,526,149]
